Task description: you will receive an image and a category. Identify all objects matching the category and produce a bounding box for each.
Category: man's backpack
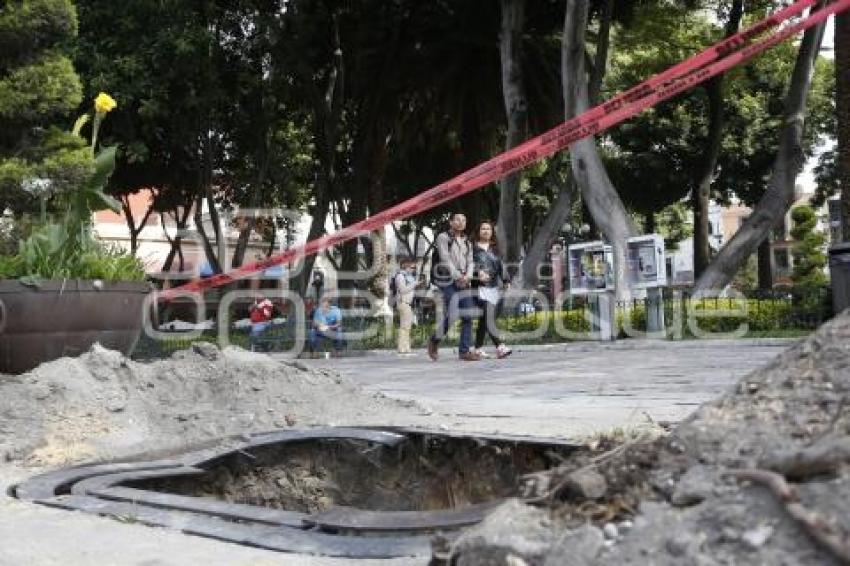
[430,232,470,287]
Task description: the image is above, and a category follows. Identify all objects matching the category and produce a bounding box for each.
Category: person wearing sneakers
[471,220,512,359]
[427,212,479,361]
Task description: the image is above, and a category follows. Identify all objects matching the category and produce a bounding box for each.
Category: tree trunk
[587,0,613,106]
[337,199,365,292]
[391,223,414,258]
[692,78,723,278]
[231,141,270,269]
[369,228,390,313]
[161,205,193,272]
[497,0,528,274]
[694,21,826,293]
[757,237,774,291]
[644,211,656,234]
[231,13,271,270]
[693,0,744,278]
[519,0,612,292]
[120,193,154,256]
[459,92,488,231]
[563,0,636,300]
[353,31,401,299]
[520,175,575,289]
[294,10,344,297]
[193,187,223,274]
[837,11,850,241]
[358,114,393,301]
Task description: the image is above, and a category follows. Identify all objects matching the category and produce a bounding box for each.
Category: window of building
[774,248,790,271]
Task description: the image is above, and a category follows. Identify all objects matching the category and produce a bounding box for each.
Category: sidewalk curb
[304,337,802,359]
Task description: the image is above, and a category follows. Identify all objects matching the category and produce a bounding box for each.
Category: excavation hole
[129,433,574,514]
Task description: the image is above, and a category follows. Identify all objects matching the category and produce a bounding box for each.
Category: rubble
[450,310,850,565]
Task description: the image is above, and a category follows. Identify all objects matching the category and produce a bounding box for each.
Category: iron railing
[133,286,833,359]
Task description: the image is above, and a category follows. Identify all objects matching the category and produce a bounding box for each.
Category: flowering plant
[0,93,145,283]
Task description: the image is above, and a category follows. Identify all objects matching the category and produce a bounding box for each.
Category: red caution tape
[159,0,844,301]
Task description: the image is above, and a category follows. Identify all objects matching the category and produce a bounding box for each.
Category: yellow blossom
[94,92,117,114]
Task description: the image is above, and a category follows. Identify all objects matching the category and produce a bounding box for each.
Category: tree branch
[730,469,850,563]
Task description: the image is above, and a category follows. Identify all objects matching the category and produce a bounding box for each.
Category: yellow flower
[94,92,117,114]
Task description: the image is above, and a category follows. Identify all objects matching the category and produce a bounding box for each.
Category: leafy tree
[75,1,313,268]
[75,1,223,265]
[656,202,692,252]
[602,1,833,293]
[0,0,87,215]
[812,146,840,207]
[695,21,828,292]
[498,0,528,271]
[564,0,637,299]
[790,204,827,289]
[606,2,832,215]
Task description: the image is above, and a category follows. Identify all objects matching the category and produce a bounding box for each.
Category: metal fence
[133,286,833,360]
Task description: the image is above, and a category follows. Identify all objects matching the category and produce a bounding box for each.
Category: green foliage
[0,72,141,283]
[61,0,840,289]
[0,54,81,120]
[73,0,315,263]
[677,296,828,334]
[812,147,841,206]
[0,127,92,214]
[731,254,758,291]
[0,254,23,279]
[605,3,835,216]
[0,0,78,65]
[9,222,144,282]
[790,205,827,290]
[0,0,84,216]
[656,203,692,251]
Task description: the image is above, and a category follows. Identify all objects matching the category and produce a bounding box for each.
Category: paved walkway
[297,339,797,440]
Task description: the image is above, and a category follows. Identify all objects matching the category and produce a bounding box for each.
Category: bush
[138,290,832,359]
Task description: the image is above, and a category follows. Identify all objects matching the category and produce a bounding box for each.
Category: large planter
[0,280,151,374]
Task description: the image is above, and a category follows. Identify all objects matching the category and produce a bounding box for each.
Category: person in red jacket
[249,297,274,349]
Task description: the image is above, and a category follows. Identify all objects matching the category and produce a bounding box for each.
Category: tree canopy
[0,0,87,215]
[0,0,839,292]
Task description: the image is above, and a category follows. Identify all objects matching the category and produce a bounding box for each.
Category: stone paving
[297,339,798,440]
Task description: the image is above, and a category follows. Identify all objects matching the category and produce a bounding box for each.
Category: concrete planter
[0,280,151,374]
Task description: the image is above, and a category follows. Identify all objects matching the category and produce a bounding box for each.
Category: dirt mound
[0,344,424,468]
[448,310,850,565]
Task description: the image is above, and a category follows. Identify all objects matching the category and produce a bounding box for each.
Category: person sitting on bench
[249,297,274,351]
[308,295,345,355]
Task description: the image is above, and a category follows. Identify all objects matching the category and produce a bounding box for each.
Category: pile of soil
[449,310,850,565]
[0,343,425,468]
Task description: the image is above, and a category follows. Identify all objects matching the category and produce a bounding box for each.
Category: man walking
[394,259,418,354]
[427,212,480,361]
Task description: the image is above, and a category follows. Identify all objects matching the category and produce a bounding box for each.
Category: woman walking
[472,221,512,359]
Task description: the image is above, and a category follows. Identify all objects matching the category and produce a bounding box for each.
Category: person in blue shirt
[308,295,345,355]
